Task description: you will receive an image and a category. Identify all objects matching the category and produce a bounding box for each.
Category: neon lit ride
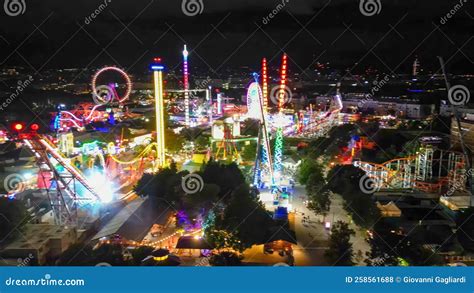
[151,58,166,168]
[183,45,190,128]
[91,66,132,103]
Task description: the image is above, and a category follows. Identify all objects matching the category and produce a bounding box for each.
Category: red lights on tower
[10,122,40,138]
[30,123,39,131]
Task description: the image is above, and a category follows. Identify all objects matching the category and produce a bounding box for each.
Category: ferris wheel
[92,66,132,104]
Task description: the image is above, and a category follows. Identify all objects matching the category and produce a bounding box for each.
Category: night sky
[0,0,472,75]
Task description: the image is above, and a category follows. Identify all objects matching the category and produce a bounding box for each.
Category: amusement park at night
[0,1,473,290]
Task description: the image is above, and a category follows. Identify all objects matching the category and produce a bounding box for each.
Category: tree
[298,159,324,185]
[201,160,245,198]
[326,165,380,228]
[365,221,404,266]
[134,167,183,206]
[325,221,355,266]
[181,183,220,220]
[241,142,257,162]
[165,128,184,153]
[307,188,331,218]
[0,197,29,244]
[207,184,275,251]
[326,165,365,196]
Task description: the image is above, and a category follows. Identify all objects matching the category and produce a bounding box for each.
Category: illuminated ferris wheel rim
[92,66,132,103]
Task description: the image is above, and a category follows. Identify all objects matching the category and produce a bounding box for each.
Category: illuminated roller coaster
[108,142,161,182]
[24,133,159,226]
[24,136,102,226]
[353,146,467,193]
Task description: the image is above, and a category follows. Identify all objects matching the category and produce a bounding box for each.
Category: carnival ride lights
[292,84,343,138]
[151,58,166,168]
[13,123,23,131]
[85,169,115,203]
[183,45,190,128]
[24,136,106,226]
[251,73,273,187]
[354,147,467,193]
[59,66,132,129]
[272,53,288,185]
[91,66,132,103]
[246,81,263,119]
[109,142,160,165]
[261,58,269,113]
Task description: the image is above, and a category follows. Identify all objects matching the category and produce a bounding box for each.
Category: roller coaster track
[109,143,159,165]
[25,136,102,226]
[354,147,467,193]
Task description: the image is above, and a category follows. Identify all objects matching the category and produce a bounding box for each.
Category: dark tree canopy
[205,184,276,251]
[325,221,355,266]
[201,160,246,198]
[326,165,380,228]
[0,197,29,244]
